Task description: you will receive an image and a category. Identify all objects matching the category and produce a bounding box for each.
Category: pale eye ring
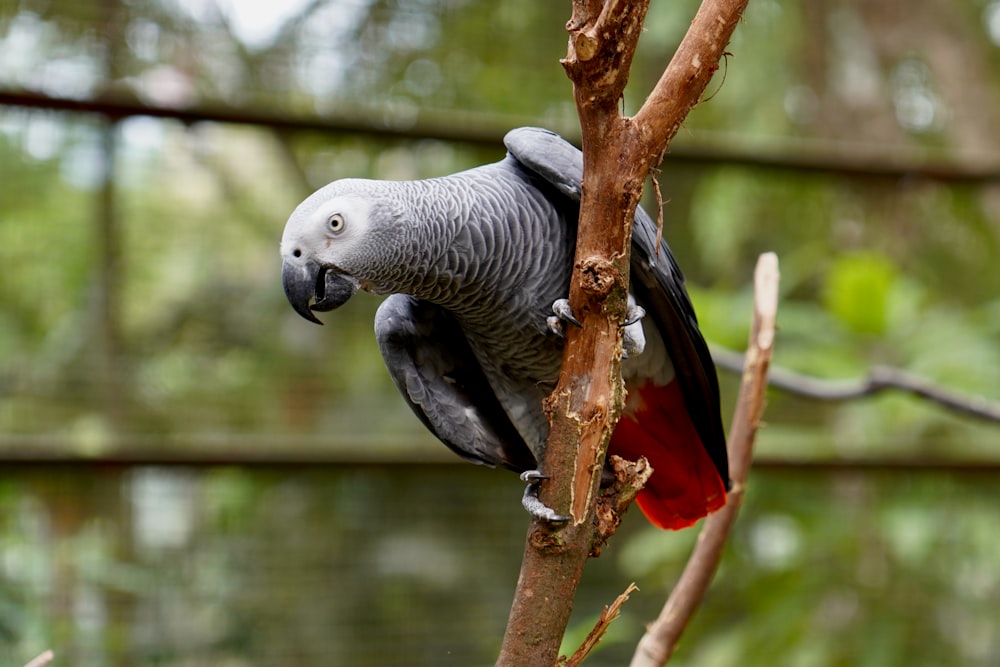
[327,214,345,234]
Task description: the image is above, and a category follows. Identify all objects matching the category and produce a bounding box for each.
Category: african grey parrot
[280,127,728,529]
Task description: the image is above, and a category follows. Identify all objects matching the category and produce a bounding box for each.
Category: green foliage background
[1,0,998,665]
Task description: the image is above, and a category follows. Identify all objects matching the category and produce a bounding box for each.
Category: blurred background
[1,0,999,665]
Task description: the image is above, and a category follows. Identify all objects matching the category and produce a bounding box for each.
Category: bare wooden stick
[23,651,55,667]
[630,252,779,667]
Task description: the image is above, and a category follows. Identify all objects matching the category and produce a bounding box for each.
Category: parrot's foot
[622,299,646,359]
[547,298,582,337]
[547,298,645,359]
[520,470,571,524]
[623,303,646,327]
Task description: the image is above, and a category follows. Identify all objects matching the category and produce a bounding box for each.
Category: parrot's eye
[327,214,345,234]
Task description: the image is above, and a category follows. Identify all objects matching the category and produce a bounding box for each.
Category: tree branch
[497,1,750,665]
[630,252,778,667]
[711,347,1000,424]
[633,0,750,158]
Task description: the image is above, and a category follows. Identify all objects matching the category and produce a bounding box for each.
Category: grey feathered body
[324,158,576,454]
[281,127,730,526]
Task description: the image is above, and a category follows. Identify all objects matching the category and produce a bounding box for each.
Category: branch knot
[573,32,599,61]
[578,256,617,299]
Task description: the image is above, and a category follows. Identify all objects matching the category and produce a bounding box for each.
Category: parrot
[280,127,728,530]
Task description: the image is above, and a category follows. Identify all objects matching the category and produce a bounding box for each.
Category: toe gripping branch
[533,299,647,522]
[520,470,571,524]
[547,298,645,338]
[546,298,583,337]
[623,303,645,327]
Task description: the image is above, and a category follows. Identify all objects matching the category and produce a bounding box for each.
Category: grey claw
[552,298,583,329]
[623,304,646,328]
[621,297,646,359]
[520,470,570,524]
[522,485,571,524]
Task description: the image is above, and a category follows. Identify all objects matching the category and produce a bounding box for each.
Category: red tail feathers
[609,380,727,530]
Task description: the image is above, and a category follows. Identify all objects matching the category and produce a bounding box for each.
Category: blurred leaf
[822,252,898,336]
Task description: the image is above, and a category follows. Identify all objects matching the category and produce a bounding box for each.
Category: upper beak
[281,258,359,325]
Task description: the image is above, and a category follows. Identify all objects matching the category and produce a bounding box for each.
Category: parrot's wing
[375,294,538,472]
[503,127,583,201]
[629,208,729,486]
[505,126,730,527]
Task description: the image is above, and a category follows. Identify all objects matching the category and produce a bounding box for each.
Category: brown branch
[592,456,654,555]
[711,347,1000,424]
[633,0,751,158]
[630,252,779,667]
[497,1,750,665]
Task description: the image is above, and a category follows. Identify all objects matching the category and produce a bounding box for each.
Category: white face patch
[280,190,374,271]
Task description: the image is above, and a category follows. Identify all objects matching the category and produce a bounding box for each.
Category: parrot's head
[280,180,404,325]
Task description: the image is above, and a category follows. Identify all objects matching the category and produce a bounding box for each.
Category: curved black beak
[281,259,359,325]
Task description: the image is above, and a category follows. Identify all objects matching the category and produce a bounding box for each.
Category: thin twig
[630,252,779,667]
[649,169,665,256]
[23,651,54,667]
[711,347,1000,423]
[562,583,640,667]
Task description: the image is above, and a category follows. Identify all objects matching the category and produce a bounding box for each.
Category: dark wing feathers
[504,127,729,486]
[375,294,537,472]
[629,209,730,485]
